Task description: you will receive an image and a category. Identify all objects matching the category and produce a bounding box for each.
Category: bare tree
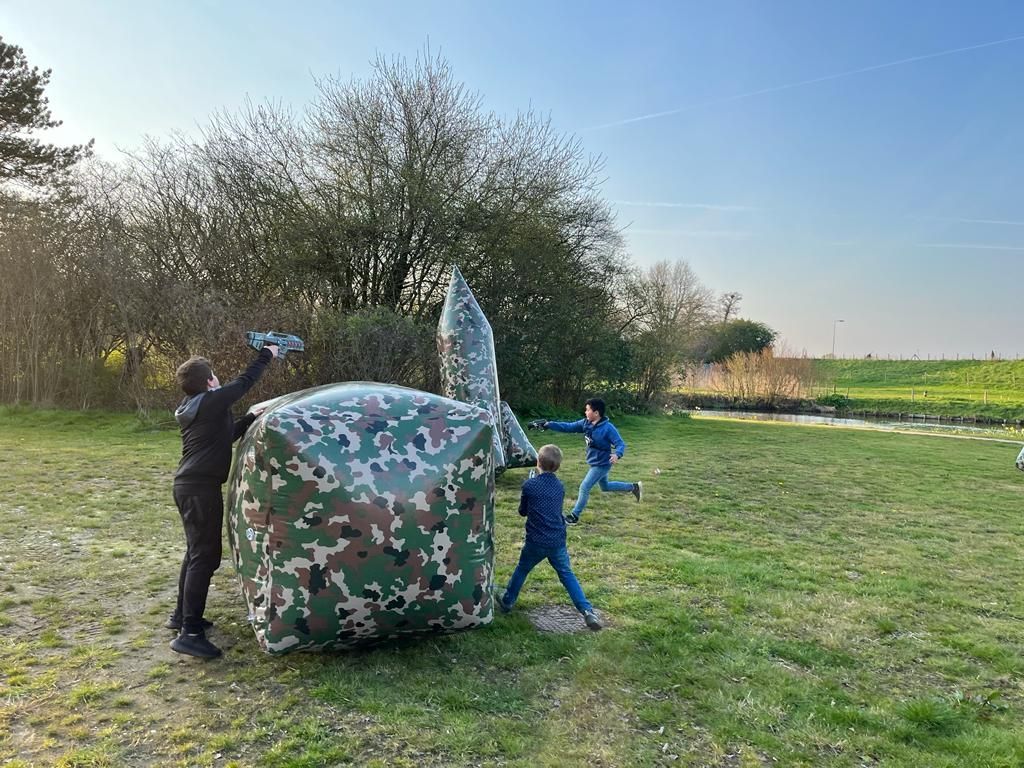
[626,259,714,403]
[719,291,742,322]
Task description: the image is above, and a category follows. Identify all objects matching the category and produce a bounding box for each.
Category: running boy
[499,444,602,629]
[532,398,641,524]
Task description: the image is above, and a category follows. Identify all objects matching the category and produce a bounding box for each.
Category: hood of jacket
[174,392,207,429]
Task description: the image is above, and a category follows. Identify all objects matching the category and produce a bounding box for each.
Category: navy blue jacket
[519,472,567,548]
[547,417,626,467]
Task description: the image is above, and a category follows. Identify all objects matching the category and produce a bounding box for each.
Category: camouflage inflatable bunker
[226,382,496,653]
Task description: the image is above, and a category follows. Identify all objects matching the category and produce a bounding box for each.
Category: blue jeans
[571,465,634,517]
[502,542,592,613]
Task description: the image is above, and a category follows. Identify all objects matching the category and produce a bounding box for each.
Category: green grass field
[2,408,1024,766]
[812,359,1024,421]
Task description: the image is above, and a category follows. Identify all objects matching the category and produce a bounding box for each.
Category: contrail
[914,215,1024,227]
[626,227,751,239]
[612,200,756,212]
[590,33,1024,130]
[918,242,1024,251]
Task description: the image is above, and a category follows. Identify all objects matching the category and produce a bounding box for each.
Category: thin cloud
[590,33,1024,131]
[918,242,1024,251]
[626,227,751,239]
[913,215,1024,227]
[612,200,757,212]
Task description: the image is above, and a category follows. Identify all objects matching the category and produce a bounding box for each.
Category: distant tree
[705,318,776,363]
[626,259,714,403]
[0,36,92,184]
[719,291,742,322]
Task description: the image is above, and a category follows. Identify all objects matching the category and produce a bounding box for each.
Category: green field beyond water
[813,359,1024,422]
[1,409,1024,766]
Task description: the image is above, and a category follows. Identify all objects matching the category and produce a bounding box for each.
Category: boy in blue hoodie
[532,398,641,524]
[169,344,277,658]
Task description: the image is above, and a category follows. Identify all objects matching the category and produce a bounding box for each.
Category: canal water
[688,409,1023,442]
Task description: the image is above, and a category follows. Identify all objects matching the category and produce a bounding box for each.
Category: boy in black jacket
[168,344,277,658]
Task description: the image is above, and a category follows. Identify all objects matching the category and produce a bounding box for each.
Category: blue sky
[5,1,1024,358]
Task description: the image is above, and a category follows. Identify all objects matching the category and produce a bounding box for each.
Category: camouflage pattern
[500,401,538,469]
[226,382,495,654]
[437,265,537,471]
[437,266,507,469]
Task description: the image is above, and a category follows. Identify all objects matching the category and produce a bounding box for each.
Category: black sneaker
[165,615,214,632]
[632,482,643,503]
[498,596,513,614]
[170,632,222,659]
[564,514,580,525]
[583,611,603,631]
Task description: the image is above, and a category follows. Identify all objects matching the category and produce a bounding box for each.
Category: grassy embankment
[1,408,1024,766]
[812,359,1024,422]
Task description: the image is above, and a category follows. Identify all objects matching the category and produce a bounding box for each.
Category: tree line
[0,39,775,415]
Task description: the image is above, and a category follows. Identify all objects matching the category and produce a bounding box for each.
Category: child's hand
[610,454,619,464]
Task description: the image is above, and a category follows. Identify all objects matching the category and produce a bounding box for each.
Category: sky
[4,0,1024,359]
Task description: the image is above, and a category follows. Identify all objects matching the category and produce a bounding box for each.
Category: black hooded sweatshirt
[173,348,273,489]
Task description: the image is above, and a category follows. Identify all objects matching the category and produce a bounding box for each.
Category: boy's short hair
[177,356,213,396]
[585,398,606,419]
[537,444,562,473]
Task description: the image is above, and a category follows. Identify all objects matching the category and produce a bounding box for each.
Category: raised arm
[203,347,275,412]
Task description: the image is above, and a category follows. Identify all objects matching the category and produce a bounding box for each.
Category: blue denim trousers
[502,542,592,613]
[571,464,633,516]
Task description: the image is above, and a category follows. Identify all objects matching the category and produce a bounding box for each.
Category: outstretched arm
[546,418,587,434]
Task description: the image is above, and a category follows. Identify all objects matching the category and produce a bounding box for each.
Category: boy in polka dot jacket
[498,444,603,630]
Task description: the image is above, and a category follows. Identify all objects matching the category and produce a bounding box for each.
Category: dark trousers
[172,485,224,634]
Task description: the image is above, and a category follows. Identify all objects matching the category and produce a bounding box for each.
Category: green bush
[310,307,439,392]
[816,393,851,409]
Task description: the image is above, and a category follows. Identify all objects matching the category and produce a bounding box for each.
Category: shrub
[816,393,851,409]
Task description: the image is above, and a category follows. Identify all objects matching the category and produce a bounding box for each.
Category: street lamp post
[832,319,845,359]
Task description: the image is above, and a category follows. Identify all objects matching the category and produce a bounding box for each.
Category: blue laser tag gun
[246,331,305,358]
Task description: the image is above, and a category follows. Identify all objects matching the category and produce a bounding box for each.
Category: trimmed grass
[813,359,1024,421]
[1,408,1024,766]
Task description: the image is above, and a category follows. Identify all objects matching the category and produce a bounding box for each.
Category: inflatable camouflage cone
[227,383,495,653]
[437,266,537,470]
[499,401,537,469]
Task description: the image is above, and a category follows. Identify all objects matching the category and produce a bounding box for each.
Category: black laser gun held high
[246,331,305,358]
